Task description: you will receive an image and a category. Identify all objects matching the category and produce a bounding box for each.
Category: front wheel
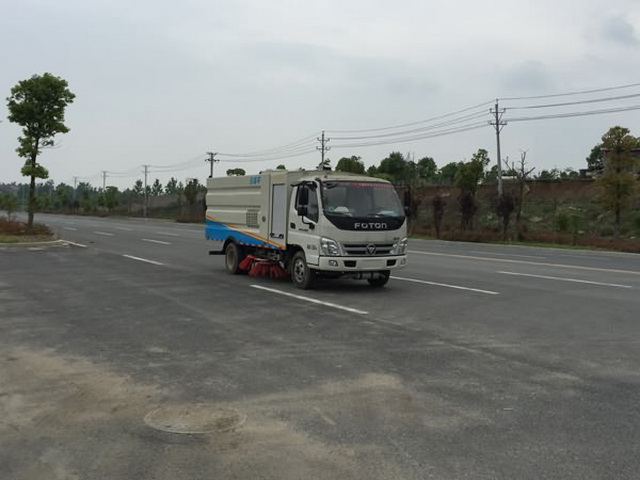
[367,270,390,287]
[224,242,244,274]
[291,251,316,290]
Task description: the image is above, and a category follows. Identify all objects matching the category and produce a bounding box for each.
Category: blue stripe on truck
[205,217,285,250]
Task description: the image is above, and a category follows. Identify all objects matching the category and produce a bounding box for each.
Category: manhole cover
[144,404,245,434]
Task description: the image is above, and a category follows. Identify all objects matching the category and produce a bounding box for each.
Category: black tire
[224,242,244,274]
[291,251,316,289]
[367,270,390,287]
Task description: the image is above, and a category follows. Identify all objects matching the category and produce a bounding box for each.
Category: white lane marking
[313,407,337,426]
[470,250,545,259]
[115,226,133,231]
[498,271,633,289]
[154,231,180,237]
[142,238,171,245]
[391,276,499,295]
[64,240,87,248]
[123,255,164,266]
[409,250,640,276]
[250,285,368,315]
[63,227,77,231]
[94,231,114,236]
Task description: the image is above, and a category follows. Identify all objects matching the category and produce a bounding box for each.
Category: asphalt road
[1,213,639,480]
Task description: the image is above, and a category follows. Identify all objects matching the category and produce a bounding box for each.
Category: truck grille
[342,243,394,256]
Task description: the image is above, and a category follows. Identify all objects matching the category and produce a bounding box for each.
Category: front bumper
[315,255,407,271]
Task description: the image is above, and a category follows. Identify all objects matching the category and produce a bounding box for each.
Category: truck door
[270,183,286,241]
[288,183,320,266]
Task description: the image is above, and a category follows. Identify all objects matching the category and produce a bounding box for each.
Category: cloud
[599,15,639,45]
[501,61,555,94]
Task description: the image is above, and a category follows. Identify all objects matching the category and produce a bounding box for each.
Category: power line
[501,81,640,101]
[505,104,640,122]
[331,123,487,149]
[218,147,318,163]
[506,92,640,110]
[330,110,490,141]
[217,132,320,158]
[326,99,494,134]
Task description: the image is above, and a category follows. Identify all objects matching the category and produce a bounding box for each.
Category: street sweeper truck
[205,169,408,289]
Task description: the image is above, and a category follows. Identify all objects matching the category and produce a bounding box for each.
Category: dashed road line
[94,231,114,237]
[63,227,77,231]
[123,255,164,266]
[391,276,499,295]
[470,250,546,259]
[142,238,171,245]
[154,231,180,237]
[498,271,633,289]
[250,285,369,315]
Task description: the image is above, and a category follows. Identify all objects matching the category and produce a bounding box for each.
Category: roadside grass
[0,217,54,243]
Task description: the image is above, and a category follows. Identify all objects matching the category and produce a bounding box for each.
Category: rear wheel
[367,270,390,287]
[224,242,244,274]
[291,251,316,289]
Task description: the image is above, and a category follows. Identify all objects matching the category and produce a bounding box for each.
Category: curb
[0,239,68,249]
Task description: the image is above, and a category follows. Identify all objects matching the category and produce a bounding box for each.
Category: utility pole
[101,171,108,212]
[143,165,149,217]
[72,176,78,210]
[206,152,218,177]
[317,130,331,169]
[490,100,507,196]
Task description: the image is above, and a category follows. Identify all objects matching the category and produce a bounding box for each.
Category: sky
[1,0,640,190]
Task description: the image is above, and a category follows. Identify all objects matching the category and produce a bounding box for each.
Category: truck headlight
[320,237,341,256]
[392,237,408,255]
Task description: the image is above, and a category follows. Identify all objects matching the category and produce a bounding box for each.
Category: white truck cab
[205,170,408,289]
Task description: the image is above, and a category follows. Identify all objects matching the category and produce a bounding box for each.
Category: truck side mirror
[297,205,308,217]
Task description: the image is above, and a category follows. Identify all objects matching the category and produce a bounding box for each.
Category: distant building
[581,147,640,178]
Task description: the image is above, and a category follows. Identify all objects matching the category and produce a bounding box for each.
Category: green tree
[165,177,178,195]
[598,126,638,233]
[0,192,18,218]
[276,164,286,170]
[151,179,163,196]
[54,183,72,212]
[536,168,561,181]
[103,186,119,212]
[378,152,409,185]
[438,162,461,185]
[455,149,490,230]
[455,149,489,195]
[184,178,201,206]
[586,144,604,171]
[335,156,365,174]
[132,180,144,197]
[559,167,579,180]
[6,73,75,229]
[416,156,437,182]
[226,168,246,176]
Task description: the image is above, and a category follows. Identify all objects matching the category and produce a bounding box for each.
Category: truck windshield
[321,181,404,218]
